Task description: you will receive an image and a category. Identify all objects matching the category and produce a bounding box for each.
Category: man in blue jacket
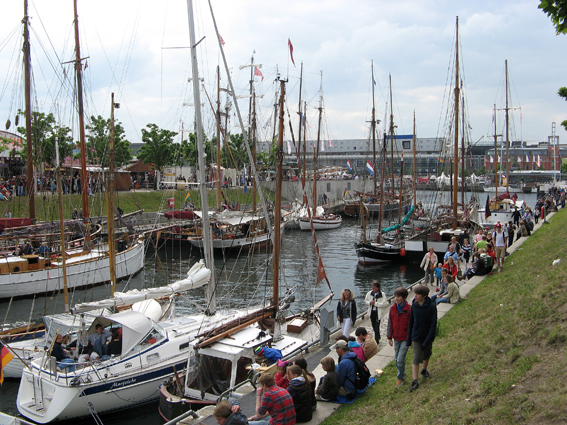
[406,284,437,392]
[334,340,357,398]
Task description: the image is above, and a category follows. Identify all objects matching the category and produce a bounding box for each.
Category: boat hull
[355,242,401,265]
[0,240,145,300]
[299,216,342,231]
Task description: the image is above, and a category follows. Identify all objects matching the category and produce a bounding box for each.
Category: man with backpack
[334,339,369,400]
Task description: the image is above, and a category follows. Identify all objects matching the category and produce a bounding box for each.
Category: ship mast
[273,79,285,306]
[452,16,460,230]
[107,94,118,295]
[494,104,498,200]
[23,0,35,221]
[73,0,91,247]
[505,59,510,191]
[371,61,378,197]
[313,72,323,214]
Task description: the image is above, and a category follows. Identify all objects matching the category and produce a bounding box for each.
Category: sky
[0,0,566,153]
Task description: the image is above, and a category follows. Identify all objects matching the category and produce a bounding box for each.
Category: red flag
[84,61,88,70]
[254,66,264,81]
[288,38,295,66]
[1,340,14,384]
[220,35,225,45]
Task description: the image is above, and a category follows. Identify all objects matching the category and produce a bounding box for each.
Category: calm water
[0,188,542,422]
[0,217,425,422]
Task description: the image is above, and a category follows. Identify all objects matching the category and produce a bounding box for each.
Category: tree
[539,0,567,34]
[86,115,133,167]
[558,87,567,131]
[257,139,278,168]
[138,123,177,173]
[172,132,212,167]
[16,110,74,168]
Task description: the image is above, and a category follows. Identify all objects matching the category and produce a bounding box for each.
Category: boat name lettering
[110,377,137,389]
[125,363,132,369]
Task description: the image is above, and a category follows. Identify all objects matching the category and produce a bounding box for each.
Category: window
[402,140,411,149]
[327,183,331,192]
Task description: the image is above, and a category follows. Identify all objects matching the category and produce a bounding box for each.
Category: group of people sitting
[50,324,123,372]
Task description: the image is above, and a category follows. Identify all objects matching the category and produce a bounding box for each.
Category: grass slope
[323,210,567,425]
[2,188,273,220]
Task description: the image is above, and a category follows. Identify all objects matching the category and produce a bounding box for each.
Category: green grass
[322,210,567,425]
[2,187,275,220]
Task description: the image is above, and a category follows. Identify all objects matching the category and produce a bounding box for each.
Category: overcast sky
[1,0,565,152]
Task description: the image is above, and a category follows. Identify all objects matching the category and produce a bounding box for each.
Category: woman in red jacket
[442,257,458,279]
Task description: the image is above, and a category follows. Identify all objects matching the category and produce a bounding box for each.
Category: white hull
[299,216,342,231]
[0,240,145,299]
[188,231,271,249]
[476,209,514,228]
[17,308,260,423]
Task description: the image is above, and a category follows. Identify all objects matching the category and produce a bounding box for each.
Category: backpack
[346,356,371,390]
[485,255,493,269]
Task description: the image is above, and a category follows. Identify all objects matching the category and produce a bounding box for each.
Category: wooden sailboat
[403,16,479,264]
[355,71,406,265]
[299,76,342,231]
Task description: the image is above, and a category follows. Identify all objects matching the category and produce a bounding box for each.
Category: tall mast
[298,63,307,206]
[313,72,323,213]
[23,0,35,221]
[377,122,386,243]
[55,129,69,312]
[73,0,91,246]
[505,59,510,190]
[247,54,258,212]
[371,61,377,196]
[452,16,460,230]
[412,111,417,207]
[389,75,395,203]
[493,104,498,199]
[107,94,117,295]
[188,0,215,314]
[302,100,307,206]
[461,81,465,206]
[216,66,222,211]
[273,79,285,306]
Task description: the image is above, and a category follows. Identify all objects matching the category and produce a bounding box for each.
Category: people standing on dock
[492,223,508,273]
[337,288,357,337]
[461,239,471,268]
[364,280,387,342]
[507,222,515,247]
[512,206,521,227]
[387,287,411,388]
[407,284,438,393]
[419,247,438,285]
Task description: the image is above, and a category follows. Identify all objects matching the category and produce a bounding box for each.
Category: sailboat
[402,16,479,264]
[0,0,145,300]
[477,60,520,228]
[298,76,342,231]
[355,71,411,265]
[158,4,334,420]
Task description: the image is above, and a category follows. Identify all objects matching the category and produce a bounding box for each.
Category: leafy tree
[558,87,567,131]
[16,110,74,168]
[86,115,133,167]
[476,166,488,176]
[138,123,177,173]
[257,139,278,168]
[172,132,212,167]
[539,0,567,34]
[561,158,567,174]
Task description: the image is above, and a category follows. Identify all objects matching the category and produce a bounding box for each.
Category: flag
[518,156,522,162]
[328,134,333,147]
[512,192,518,202]
[241,167,246,185]
[1,340,14,384]
[485,195,492,219]
[184,192,191,203]
[254,66,264,81]
[343,188,348,198]
[438,157,445,163]
[288,38,296,66]
[346,160,352,172]
[320,139,325,152]
[525,155,529,162]
[220,35,225,45]
[498,156,501,162]
[537,155,541,167]
[490,156,494,163]
[520,113,522,125]
[287,140,292,154]
[366,160,374,175]
[373,78,376,86]
[533,155,536,163]
[84,61,88,70]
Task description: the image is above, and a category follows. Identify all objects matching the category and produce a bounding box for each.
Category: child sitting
[347,336,365,362]
[315,356,339,401]
[274,359,289,388]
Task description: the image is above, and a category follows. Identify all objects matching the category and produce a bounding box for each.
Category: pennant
[328,134,333,147]
[537,155,541,167]
[254,66,264,81]
[366,160,374,175]
[288,38,296,66]
[320,139,325,152]
[1,340,14,384]
[346,160,352,172]
[84,61,88,70]
[220,35,225,45]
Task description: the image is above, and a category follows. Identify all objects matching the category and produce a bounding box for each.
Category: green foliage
[539,0,567,34]
[477,165,488,175]
[257,139,278,168]
[86,115,133,167]
[138,123,178,172]
[16,110,74,167]
[561,158,567,174]
[537,164,546,170]
[559,87,567,131]
[171,132,212,167]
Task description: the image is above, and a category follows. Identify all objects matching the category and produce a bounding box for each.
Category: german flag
[1,340,14,384]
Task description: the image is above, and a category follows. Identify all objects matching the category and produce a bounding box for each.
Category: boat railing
[216,377,258,404]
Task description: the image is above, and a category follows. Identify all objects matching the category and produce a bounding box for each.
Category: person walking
[419,247,438,285]
[364,280,387,343]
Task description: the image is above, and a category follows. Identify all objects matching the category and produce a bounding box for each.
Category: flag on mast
[537,155,541,167]
[288,39,296,66]
[346,160,352,172]
[366,160,374,175]
[254,66,264,81]
[1,340,14,384]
